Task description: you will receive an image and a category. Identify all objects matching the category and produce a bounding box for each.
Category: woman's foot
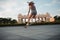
[26,23,29,26]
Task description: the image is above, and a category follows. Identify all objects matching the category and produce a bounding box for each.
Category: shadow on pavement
[0,31,37,40]
[47,34,60,40]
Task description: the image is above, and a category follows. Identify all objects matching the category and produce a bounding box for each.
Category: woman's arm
[28,7,30,15]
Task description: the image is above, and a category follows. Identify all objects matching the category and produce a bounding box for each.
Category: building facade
[18,13,55,24]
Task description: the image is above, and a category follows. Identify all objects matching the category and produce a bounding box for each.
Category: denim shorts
[31,10,37,15]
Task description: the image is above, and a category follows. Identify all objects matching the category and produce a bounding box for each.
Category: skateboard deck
[24,22,29,28]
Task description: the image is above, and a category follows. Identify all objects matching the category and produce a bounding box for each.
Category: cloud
[0,0,17,18]
[55,9,60,16]
[0,0,34,19]
[0,7,5,11]
[57,9,60,11]
[43,0,60,7]
[0,0,60,19]
[57,9,60,14]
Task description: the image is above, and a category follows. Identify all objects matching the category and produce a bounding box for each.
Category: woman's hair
[28,1,34,6]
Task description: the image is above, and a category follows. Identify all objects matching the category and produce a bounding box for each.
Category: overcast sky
[0,0,60,20]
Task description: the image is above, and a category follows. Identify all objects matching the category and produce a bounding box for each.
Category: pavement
[0,25,60,40]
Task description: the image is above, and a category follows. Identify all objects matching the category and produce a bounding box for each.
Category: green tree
[11,19,17,24]
[54,15,60,22]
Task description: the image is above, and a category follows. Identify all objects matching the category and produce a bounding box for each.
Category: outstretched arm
[28,7,30,15]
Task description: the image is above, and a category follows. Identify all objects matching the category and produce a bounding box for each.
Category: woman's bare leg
[26,14,32,25]
[32,15,36,22]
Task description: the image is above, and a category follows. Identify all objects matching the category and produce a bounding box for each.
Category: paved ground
[0,25,60,40]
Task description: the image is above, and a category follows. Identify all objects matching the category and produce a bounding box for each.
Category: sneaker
[26,23,29,26]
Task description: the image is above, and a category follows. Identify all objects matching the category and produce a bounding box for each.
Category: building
[18,14,23,24]
[18,12,55,24]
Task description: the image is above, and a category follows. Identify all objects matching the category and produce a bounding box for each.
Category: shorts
[31,10,37,15]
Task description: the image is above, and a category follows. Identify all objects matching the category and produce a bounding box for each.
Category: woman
[26,1,37,25]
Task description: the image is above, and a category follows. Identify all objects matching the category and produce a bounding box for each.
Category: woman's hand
[27,13,29,15]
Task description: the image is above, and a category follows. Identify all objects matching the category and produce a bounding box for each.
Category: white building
[18,12,54,24]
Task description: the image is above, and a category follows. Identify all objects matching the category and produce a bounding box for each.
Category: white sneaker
[26,23,29,26]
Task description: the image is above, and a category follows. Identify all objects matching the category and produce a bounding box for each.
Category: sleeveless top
[30,5,37,14]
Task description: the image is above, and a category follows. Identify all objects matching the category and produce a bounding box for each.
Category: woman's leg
[26,14,32,25]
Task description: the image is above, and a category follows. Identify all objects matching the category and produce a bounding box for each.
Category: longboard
[24,22,29,28]
[24,24,28,28]
[24,22,32,28]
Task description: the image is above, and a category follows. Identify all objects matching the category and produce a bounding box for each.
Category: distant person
[26,1,37,26]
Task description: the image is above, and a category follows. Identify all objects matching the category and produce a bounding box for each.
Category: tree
[11,19,17,24]
[54,15,60,20]
[0,18,17,24]
[54,15,60,22]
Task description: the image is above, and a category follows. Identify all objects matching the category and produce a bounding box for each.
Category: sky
[0,0,60,20]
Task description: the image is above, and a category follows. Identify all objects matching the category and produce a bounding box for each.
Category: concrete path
[0,25,60,40]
